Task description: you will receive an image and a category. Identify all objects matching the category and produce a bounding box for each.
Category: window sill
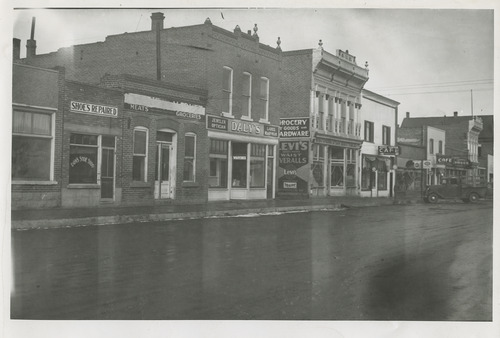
[209,187,229,190]
[241,116,253,121]
[130,181,151,188]
[221,112,234,118]
[12,180,58,185]
[68,184,100,189]
[182,181,199,188]
[259,118,270,124]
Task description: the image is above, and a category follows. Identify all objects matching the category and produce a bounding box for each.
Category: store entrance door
[101,136,115,199]
[155,142,174,199]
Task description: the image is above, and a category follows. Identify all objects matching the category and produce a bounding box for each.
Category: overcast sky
[12,7,494,123]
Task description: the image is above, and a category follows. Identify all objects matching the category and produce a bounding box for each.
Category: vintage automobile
[423,176,488,203]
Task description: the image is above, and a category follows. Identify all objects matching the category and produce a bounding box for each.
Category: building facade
[17,12,282,204]
[359,89,399,198]
[280,45,369,197]
[400,112,488,185]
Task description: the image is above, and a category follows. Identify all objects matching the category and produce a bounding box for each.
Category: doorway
[154,131,176,199]
[101,136,115,199]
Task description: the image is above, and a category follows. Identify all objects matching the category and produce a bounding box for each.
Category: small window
[260,77,269,121]
[183,133,196,182]
[242,72,252,118]
[382,126,391,145]
[429,138,434,154]
[132,128,148,182]
[438,140,443,154]
[364,121,374,142]
[222,67,233,115]
[69,133,98,184]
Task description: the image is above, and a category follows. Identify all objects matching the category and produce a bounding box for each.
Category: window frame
[183,133,196,182]
[382,125,391,145]
[132,127,149,182]
[259,77,270,122]
[429,138,434,155]
[69,133,99,185]
[242,72,252,119]
[364,121,374,142]
[12,108,55,183]
[222,66,233,117]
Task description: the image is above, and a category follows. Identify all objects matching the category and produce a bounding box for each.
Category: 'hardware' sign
[279,118,310,138]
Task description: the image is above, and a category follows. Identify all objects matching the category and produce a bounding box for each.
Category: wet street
[11,201,492,321]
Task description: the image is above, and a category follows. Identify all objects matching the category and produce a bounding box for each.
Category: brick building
[12,63,64,209]
[17,12,282,203]
[400,112,491,185]
[279,44,369,197]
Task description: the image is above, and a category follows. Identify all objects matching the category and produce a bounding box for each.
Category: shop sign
[264,125,279,137]
[279,140,309,170]
[414,161,421,169]
[207,115,279,138]
[233,156,247,160]
[436,155,471,168]
[124,93,205,119]
[283,182,297,189]
[278,175,308,195]
[207,115,228,130]
[314,136,360,149]
[422,160,432,169]
[279,118,310,138]
[70,101,118,118]
[378,146,399,156]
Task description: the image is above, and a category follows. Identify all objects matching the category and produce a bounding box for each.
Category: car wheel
[428,193,439,204]
[468,192,479,203]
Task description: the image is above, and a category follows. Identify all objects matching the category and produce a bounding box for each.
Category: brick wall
[281,51,312,118]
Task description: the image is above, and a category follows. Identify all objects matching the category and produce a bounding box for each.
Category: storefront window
[69,133,98,184]
[209,139,228,188]
[132,128,148,181]
[250,144,265,188]
[183,133,196,182]
[330,146,344,187]
[232,142,247,188]
[312,144,324,186]
[346,149,356,187]
[12,110,52,181]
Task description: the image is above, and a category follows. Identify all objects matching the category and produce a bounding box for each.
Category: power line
[371,79,493,91]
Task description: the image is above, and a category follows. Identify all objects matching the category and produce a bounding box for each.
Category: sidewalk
[11,196,419,230]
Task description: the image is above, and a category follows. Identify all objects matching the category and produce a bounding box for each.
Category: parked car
[423,176,488,203]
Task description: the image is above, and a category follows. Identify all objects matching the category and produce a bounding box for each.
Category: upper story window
[318,94,324,130]
[242,72,252,119]
[438,140,443,154]
[382,125,391,145]
[222,67,233,116]
[364,121,374,142]
[183,133,196,182]
[259,77,269,122]
[12,109,53,182]
[429,138,434,154]
[132,127,148,182]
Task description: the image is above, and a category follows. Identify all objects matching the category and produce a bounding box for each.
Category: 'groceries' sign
[279,118,310,138]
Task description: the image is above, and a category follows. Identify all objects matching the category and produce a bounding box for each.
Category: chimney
[453,111,458,117]
[151,12,165,31]
[26,17,37,58]
[13,38,21,60]
[406,112,410,118]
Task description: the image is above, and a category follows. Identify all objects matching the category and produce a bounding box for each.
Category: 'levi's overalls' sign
[70,101,118,117]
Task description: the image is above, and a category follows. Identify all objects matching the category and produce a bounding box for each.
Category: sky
[11,6,495,124]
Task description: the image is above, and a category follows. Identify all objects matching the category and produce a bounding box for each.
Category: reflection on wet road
[11,202,492,320]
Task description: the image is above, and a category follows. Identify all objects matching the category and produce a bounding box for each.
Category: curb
[12,203,348,230]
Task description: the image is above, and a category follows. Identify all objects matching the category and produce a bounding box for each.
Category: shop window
[312,144,324,186]
[250,144,265,188]
[12,110,53,181]
[382,125,391,145]
[222,67,233,116]
[69,133,98,184]
[429,138,434,154]
[183,133,196,182]
[346,149,356,187]
[364,121,374,142]
[232,142,247,188]
[242,72,252,118]
[132,127,148,182]
[330,146,344,187]
[209,139,228,188]
[260,77,269,121]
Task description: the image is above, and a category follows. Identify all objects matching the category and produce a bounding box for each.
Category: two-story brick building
[16,13,282,205]
[280,44,369,197]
